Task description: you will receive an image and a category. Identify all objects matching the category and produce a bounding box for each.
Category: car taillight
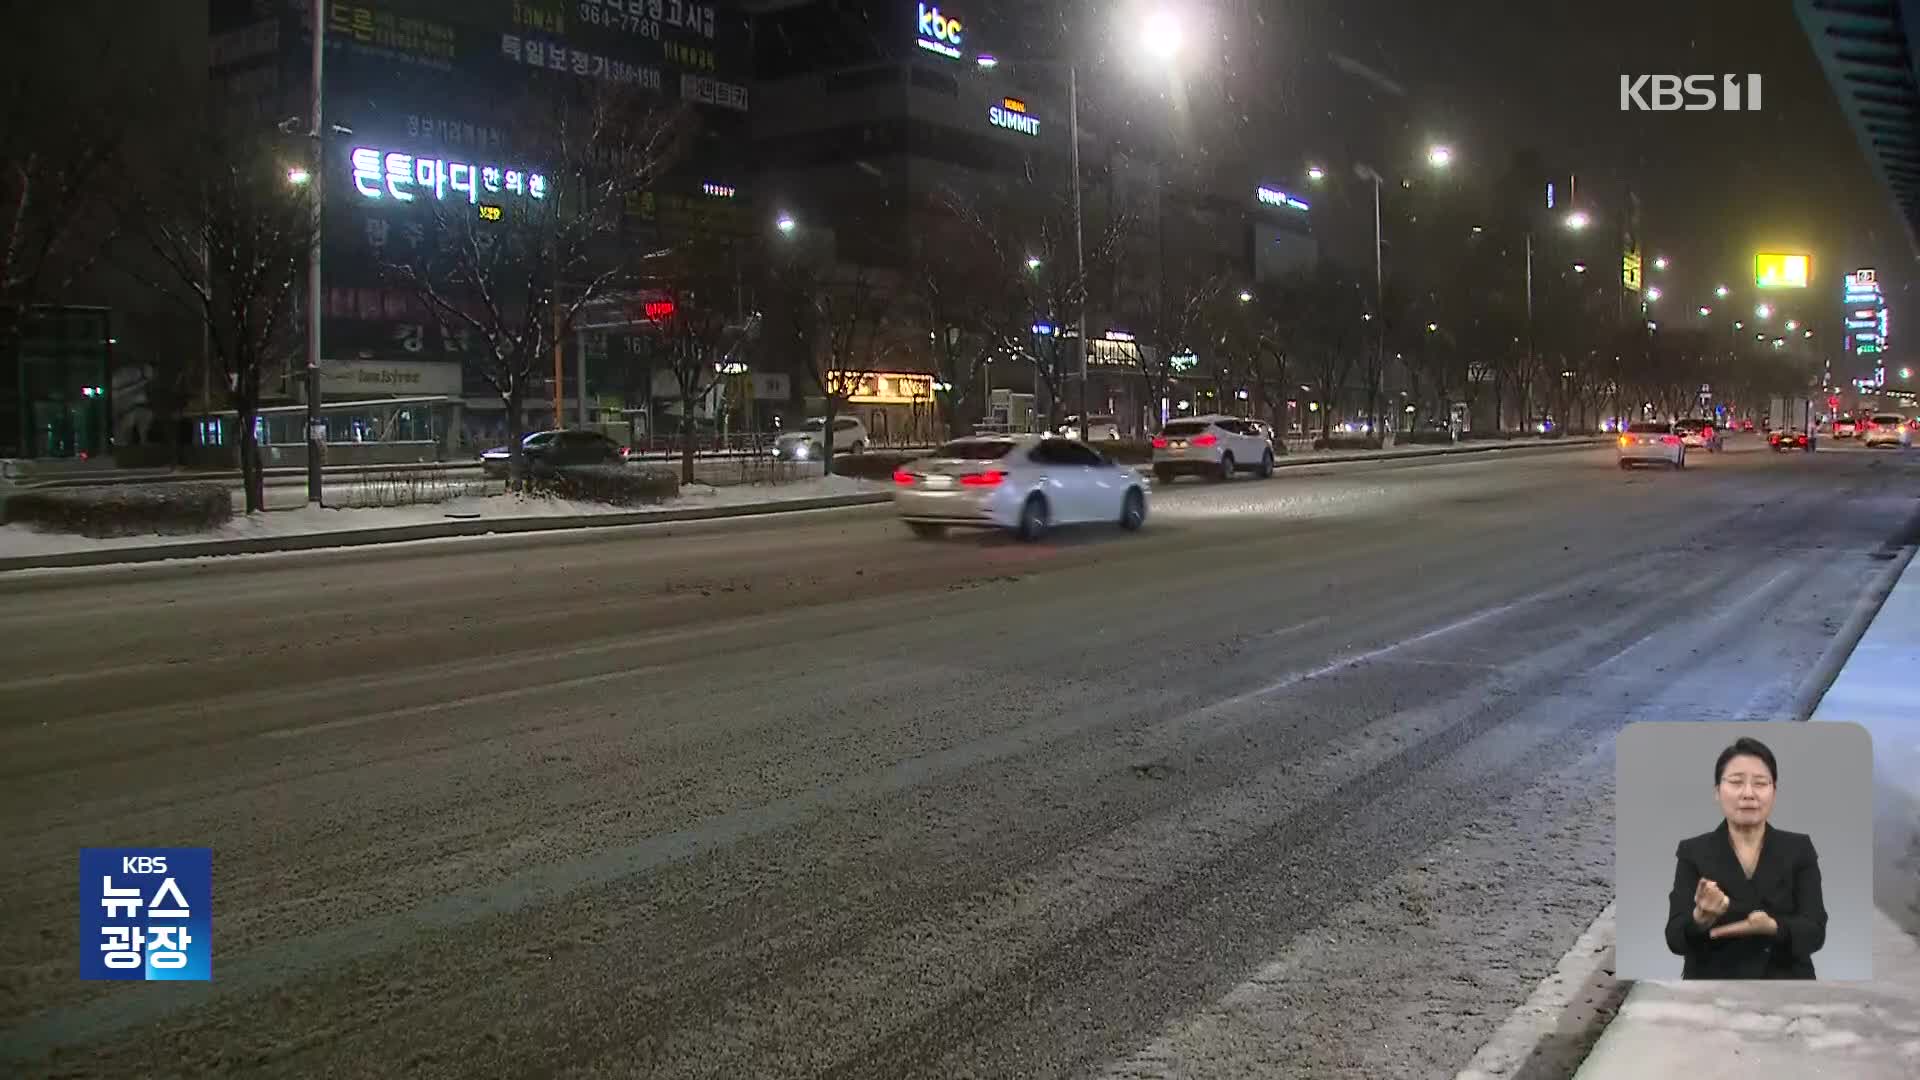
[893,469,916,485]
[1662,435,1681,445]
[1152,436,1169,449]
[1192,433,1219,447]
[960,470,1005,487]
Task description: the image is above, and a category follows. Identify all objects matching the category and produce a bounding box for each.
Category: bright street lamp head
[1715,285,1729,298]
[975,54,998,68]
[776,214,797,234]
[1645,286,1662,301]
[1427,145,1453,168]
[1307,165,1326,181]
[286,166,312,185]
[1565,210,1591,230]
[1142,9,1185,60]
[1426,322,1439,332]
[1755,303,1772,319]
[1698,306,1711,316]
[1238,290,1253,302]
[1026,256,1042,270]
[1572,262,1588,273]
[1785,319,1798,331]
[1653,256,1669,270]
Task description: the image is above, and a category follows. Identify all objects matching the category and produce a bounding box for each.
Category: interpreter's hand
[1710,910,1780,940]
[1692,877,1730,927]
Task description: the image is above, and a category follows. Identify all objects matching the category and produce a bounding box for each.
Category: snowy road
[1,439,1916,1078]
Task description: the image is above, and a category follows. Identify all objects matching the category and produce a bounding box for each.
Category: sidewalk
[1571,545,1920,1079]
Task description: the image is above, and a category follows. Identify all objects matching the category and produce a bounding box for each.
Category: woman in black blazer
[1666,736,1827,978]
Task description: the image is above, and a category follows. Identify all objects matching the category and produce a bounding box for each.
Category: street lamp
[1755,303,1772,320]
[1143,8,1185,60]
[1427,144,1453,168]
[286,166,311,185]
[1653,256,1669,270]
[1572,262,1588,273]
[1698,306,1711,317]
[1238,290,1253,302]
[1307,164,1326,181]
[1565,210,1591,230]
[1715,285,1729,298]
[776,214,797,235]
[1027,256,1042,270]
[1645,286,1661,301]
[1426,322,1439,332]
[1785,319,1798,331]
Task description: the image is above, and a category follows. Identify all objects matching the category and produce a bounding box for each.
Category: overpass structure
[1796,1,1920,255]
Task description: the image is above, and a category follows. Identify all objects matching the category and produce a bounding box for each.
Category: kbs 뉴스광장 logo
[80,848,212,981]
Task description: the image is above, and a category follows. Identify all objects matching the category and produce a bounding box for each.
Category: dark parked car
[481,430,628,478]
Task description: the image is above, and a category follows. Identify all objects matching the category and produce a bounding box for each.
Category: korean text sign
[80,848,211,981]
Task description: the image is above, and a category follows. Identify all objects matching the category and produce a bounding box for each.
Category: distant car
[1617,421,1686,469]
[892,435,1148,541]
[1058,415,1122,441]
[1862,413,1913,448]
[481,429,627,478]
[1151,415,1276,482]
[773,416,868,460]
[1768,429,1811,452]
[1673,419,1724,453]
[1832,417,1857,438]
[1740,419,1757,432]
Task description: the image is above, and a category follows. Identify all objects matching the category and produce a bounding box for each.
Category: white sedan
[1617,421,1686,469]
[892,435,1149,541]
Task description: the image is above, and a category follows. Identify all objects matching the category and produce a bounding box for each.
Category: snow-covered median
[0,475,891,558]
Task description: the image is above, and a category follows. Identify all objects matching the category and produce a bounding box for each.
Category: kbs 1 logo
[916,2,964,59]
[1620,74,1762,111]
[80,848,212,981]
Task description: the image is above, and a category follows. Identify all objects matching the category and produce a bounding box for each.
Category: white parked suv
[1152,415,1276,482]
[1861,413,1913,448]
[773,416,868,460]
[1058,415,1122,441]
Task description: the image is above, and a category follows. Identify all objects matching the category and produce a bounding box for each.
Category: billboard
[1754,252,1810,289]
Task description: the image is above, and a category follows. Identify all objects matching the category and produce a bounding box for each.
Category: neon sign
[701,182,736,198]
[1256,186,1310,212]
[989,97,1038,136]
[350,147,547,204]
[916,3,963,59]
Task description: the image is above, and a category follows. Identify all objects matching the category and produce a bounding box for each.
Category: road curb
[0,492,893,574]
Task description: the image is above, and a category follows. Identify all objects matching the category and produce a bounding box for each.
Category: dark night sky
[1192,0,1913,373]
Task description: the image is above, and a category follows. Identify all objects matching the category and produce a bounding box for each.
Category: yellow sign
[1622,251,1642,292]
[831,371,934,404]
[1755,252,1810,289]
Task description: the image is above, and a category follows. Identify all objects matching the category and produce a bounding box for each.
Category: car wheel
[1154,465,1175,484]
[1016,494,1049,542]
[907,522,945,539]
[1258,449,1275,478]
[1119,487,1146,531]
[849,440,865,454]
[1214,452,1235,482]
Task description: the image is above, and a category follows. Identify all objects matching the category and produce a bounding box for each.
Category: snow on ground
[0,475,890,558]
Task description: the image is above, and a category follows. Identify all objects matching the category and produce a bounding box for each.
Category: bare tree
[1123,265,1227,434]
[645,231,755,483]
[905,199,1002,437]
[766,253,895,463]
[126,117,313,512]
[385,87,687,488]
[1268,267,1367,440]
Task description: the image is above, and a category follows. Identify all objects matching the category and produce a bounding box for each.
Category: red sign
[643,300,676,321]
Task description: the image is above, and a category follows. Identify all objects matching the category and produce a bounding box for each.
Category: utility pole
[303,0,325,505]
[1070,64,1089,442]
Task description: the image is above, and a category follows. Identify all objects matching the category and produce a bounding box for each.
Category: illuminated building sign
[1855,268,1877,286]
[1754,251,1809,289]
[350,147,546,203]
[643,300,676,321]
[1546,182,1555,209]
[989,97,1039,136]
[702,182,736,198]
[1257,186,1310,212]
[478,204,503,221]
[1622,251,1642,292]
[831,371,935,403]
[916,3,963,59]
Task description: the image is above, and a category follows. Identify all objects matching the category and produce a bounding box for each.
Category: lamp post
[303,0,325,506]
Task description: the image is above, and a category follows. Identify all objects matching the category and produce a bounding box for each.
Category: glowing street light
[1755,303,1772,320]
[1901,366,1912,380]
[976,54,999,68]
[1143,8,1185,60]
[1427,144,1453,168]
[1307,164,1326,181]
[1645,286,1662,301]
[1572,262,1588,273]
[1426,322,1439,332]
[1715,284,1729,298]
[1565,210,1591,230]
[287,166,312,185]
[1653,256,1669,270]
[1785,319,1798,331]
[1698,306,1712,317]
[1026,256,1042,270]
[1238,290,1253,302]
[776,214,797,235]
